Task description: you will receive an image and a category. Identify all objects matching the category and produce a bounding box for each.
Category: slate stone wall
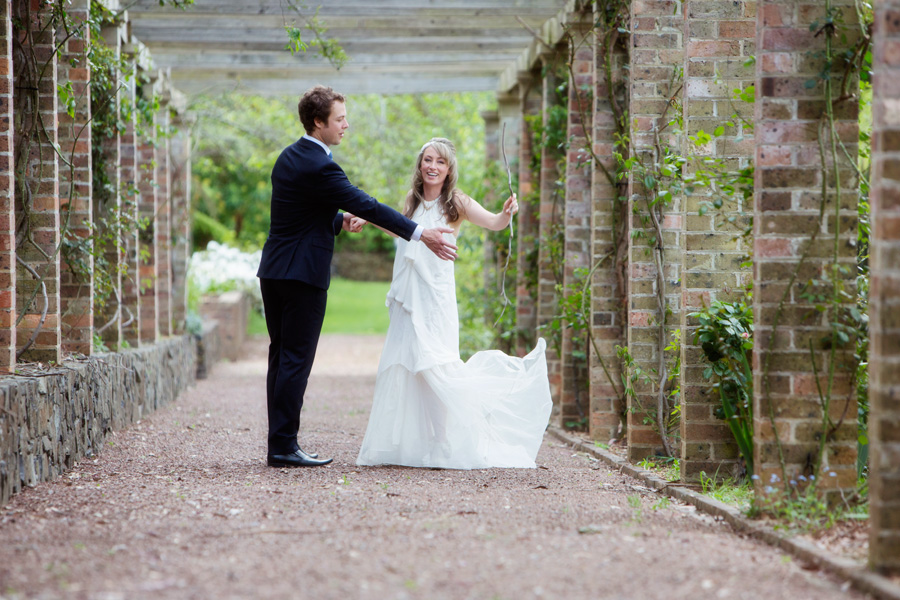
[0,327,221,507]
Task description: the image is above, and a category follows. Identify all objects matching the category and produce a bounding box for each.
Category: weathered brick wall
[58,0,93,356]
[589,7,628,442]
[137,99,158,344]
[679,0,756,480]
[94,23,123,350]
[199,291,248,362]
[753,0,859,497]
[536,49,567,413]
[869,0,900,575]
[169,116,192,333]
[514,70,542,357]
[0,0,14,373]
[0,334,199,506]
[560,13,594,429]
[627,0,684,461]
[156,103,172,336]
[15,2,62,364]
[120,72,141,347]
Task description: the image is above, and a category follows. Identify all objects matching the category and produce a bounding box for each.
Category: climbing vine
[756,0,872,506]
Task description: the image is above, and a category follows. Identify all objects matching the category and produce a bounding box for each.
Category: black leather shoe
[267,449,333,468]
[267,447,318,459]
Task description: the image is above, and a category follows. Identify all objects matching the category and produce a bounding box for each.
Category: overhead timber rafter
[125,0,569,96]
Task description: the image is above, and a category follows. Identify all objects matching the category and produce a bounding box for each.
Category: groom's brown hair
[298,85,346,134]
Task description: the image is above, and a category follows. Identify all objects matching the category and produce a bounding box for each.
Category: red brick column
[14,1,61,364]
[869,0,900,575]
[560,15,594,429]
[536,48,567,417]
[753,0,859,498]
[92,22,123,350]
[589,10,628,442]
[515,70,542,357]
[120,69,140,346]
[169,114,192,333]
[0,0,14,372]
[156,102,172,336]
[679,0,756,480]
[137,91,158,345]
[58,0,93,355]
[626,0,684,461]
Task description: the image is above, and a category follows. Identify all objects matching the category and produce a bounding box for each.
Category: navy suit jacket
[256,137,417,290]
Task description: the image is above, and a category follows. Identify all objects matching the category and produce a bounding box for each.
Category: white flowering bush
[188,241,263,310]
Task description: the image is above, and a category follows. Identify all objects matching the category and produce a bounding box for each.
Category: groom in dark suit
[257,85,457,468]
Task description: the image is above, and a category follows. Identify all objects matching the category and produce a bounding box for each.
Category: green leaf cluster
[691,300,754,474]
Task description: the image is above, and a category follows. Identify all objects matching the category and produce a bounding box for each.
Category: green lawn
[248,277,391,336]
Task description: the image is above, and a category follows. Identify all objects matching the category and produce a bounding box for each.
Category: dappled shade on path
[0,336,868,599]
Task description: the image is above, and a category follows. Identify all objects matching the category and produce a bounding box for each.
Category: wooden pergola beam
[126,0,570,95]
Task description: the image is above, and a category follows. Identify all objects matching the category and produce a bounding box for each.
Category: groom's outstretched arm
[320,162,457,260]
[419,227,457,261]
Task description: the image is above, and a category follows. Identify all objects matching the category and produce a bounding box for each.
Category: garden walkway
[0,336,871,600]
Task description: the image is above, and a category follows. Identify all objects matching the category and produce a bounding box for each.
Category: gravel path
[0,335,871,600]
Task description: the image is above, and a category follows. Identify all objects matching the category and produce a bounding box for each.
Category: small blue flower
[789,479,797,486]
[751,474,760,481]
[769,473,780,483]
[798,475,807,482]
[765,486,775,494]
[810,475,816,481]
[829,471,837,477]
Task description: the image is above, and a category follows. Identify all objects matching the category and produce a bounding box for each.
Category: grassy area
[248,277,391,336]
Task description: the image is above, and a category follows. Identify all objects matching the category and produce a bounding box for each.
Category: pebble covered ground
[0,335,874,600]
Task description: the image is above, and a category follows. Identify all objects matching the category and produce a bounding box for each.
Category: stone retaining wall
[0,328,220,507]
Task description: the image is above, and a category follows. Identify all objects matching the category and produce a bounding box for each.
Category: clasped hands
[341,212,458,261]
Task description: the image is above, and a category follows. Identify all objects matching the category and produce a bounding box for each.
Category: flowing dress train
[356,199,552,469]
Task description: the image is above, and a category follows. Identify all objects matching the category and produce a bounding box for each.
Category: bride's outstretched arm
[459,193,518,231]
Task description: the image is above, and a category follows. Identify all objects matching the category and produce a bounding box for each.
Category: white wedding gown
[356,199,552,469]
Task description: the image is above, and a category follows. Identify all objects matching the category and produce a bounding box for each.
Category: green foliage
[321,278,391,335]
[637,456,680,482]
[698,471,754,510]
[691,301,754,475]
[281,2,348,69]
[190,92,493,254]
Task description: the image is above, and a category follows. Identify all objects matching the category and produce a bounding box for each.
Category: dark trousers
[259,278,327,455]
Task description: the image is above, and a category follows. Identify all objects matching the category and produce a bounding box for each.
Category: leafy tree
[190,91,494,253]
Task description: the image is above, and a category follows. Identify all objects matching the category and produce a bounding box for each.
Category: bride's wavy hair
[404,137,464,223]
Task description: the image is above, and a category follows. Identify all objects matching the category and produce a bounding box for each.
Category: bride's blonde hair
[403,137,464,223]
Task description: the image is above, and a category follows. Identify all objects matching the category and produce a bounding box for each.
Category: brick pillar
[492,91,521,354]
[869,0,900,575]
[0,0,14,372]
[58,0,92,355]
[137,90,158,344]
[481,107,500,329]
[536,48,567,416]
[515,70,542,356]
[120,70,140,346]
[589,10,628,442]
[169,114,192,333]
[753,0,859,498]
[156,102,172,336]
[626,0,685,461]
[560,13,594,429]
[92,22,122,350]
[679,0,756,480]
[14,1,61,364]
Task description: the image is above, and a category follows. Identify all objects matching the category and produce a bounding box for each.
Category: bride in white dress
[355,137,552,469]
